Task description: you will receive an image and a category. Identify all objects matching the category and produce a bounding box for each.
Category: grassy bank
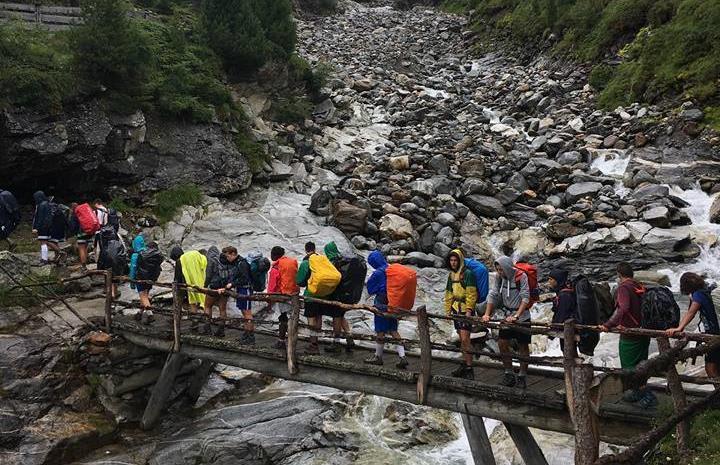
[445,0,720,112]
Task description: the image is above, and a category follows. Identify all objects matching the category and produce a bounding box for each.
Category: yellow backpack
[308,254,342,297]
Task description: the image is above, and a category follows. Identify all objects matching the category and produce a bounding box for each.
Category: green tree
[72,0,154,105]
[251,0,296,58]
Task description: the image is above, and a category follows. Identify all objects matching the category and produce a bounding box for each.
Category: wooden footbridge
[10,268,720,465]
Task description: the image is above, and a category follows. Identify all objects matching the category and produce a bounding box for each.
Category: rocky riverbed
[2,1,720,464]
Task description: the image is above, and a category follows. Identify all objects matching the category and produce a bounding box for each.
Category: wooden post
[185,359,215,406]
[563,320,599,465]
[416,305,431,404]
[140,352,186,430]
[503,422,549,465]
[287,294,300,375]
[462,414,497,465]
[104,270,113,333]
[172,282,182,352]
[658,337,689,457]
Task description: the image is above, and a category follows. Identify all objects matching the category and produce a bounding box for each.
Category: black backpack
[640,286,680,330]
[572,275,600,356]
[107,208,120,231]
[331,254,368,304]
[138,248,164,281]
[0,190,20,238]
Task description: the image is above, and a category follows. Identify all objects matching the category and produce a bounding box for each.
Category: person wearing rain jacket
[31,191,60,265]
[444,249,478,379]
[548,269,577,354]
[203,246,246,337]
[323,242,359,354]
[268,246,299,349]
[363,251,409,369]
[482,255,531,389]
[177,248,208,327]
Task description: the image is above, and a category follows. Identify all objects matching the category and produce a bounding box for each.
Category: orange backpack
[514,262,539,308]
[386,263,417,312]
[277,256,299,295]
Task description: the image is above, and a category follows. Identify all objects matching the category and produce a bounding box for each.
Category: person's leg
[47,241,60,259]
[460,329,472,366]
[498,338,512,370]
[390,330,409,368]
[139,290,150,308]
[243,309,254,332]
[706,362,719,379]
[325,316,343,353]
[78,242,88,268]
[39,239,49,263]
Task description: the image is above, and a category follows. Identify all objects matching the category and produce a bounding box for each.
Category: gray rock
[268,160,293,181]
[680,108,704,122]
[433,242,452,259]
[436,226,454,246]
[379,214,414,240]
[710,195,720,224]
[463,195,505,218]
[436,212,456,226]
[495,188,522,206]
[565,182,603,202]
[309,187,335,215]
[458,159,485,178]
[642,206,671,228]
[556,151,582,166]
[633,184,669,201]
[428,154,449,174]
[401,251,437,268]
[330,200,368,236]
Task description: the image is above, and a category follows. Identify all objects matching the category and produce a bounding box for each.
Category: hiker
[548,269,577,353]
[324,241,365,353]
[482,255,532,388]
[97,225,127,300]
[170,245,187,303]
[32,191,61,265]
[600,262,657,408]
[49,202,69,265]
[364,250,409,368]
[444,249,478,379]
[93,199,109,261]
[0,189,21,251]
[73,202,100,271]
[296,241,341,355]
[235,250,255,344]
[203,246,243,337]
[129,235,153,319]
[267,246,299,349]
[666,272,720,378]
[178,249,208,322]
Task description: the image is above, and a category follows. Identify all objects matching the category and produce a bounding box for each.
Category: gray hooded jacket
[487,256,531,321]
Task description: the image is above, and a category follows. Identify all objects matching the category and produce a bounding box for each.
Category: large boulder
[330,200,367,236]
[642,206,671,228]
[463,195,505,218]
[379,214,414,240]
[711,195,720,224]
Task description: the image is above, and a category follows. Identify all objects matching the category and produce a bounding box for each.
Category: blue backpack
[464,258,489,302]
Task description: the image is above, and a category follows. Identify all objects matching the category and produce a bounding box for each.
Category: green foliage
[704,106,720,131]
[454,0,720,107]
[289,55,333,97]
[72,0,154,108]
[202,0,296,79]
[108,197,133,213]
[0,23,74,112]
[647,408,720,465]
[153,183,203,223]
[141,8,235,122]
[272,96,313,124]
[234,132,269,173]
[588,64,615,91]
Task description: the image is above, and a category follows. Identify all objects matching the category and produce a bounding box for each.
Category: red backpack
[75,203,100,235]
[514,262,539,308]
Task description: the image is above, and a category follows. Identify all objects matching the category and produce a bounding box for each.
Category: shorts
[705,346,720,365]
[499,325,532,345]
[136,283,152,293]
[304,300,323,318]
[452,308,475,332]
[619,336,650,370]
[322,302,344,318]
[236,287,253,312]
[374,313,399,333]
[76,233,93,244]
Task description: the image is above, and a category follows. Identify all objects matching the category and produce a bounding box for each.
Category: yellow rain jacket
[444,249,478,315]
[180,250,208,306]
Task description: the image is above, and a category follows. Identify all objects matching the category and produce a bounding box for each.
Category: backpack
[98,225,118,249]
[75,203,100,235]
[247,251,271,292]
[572,275,600,356]
[640,286,680,330]
[331,254,368,304]
[386,263,417,312]
[138,248,164,281]
[711,286,720,316]
[107,208,120,231]
[307,254,342,297]
[464,258,489,302]
[514,262,539,308]
[594,281,615,323]
[0,190,20,239]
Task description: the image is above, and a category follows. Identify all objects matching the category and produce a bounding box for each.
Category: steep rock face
[0,103,252,198]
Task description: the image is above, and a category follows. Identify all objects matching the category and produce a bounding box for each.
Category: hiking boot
[451,364,473,379]
[239,332,255,345]
[516,376,527,390]
[364,355,383,366]
[345,337,356,353]
[213,324,225,338]
[198,323,211,335]
[638,390,658,409]
[324,343,342,354]
[499,372,517,387]
[79,265,88,273]
[396,357,409,369]
[304,344,320,355]
[622,389,644,403]
[38,259,50,266]
[274,339,287,350]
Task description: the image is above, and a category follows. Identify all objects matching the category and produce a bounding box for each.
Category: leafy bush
[289,55,333,97]
[272,96,313,124]
[647,408,720,465]
[71,0,154,108]
[202,0,296,79]
[0,23,74,112]
[234,132,269,173]
[153,183,203,223]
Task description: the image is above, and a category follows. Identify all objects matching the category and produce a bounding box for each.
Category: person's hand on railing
[666,327,682,337]
[481,314,491,323]
[505,315,518,323]
[598,325,609,332]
